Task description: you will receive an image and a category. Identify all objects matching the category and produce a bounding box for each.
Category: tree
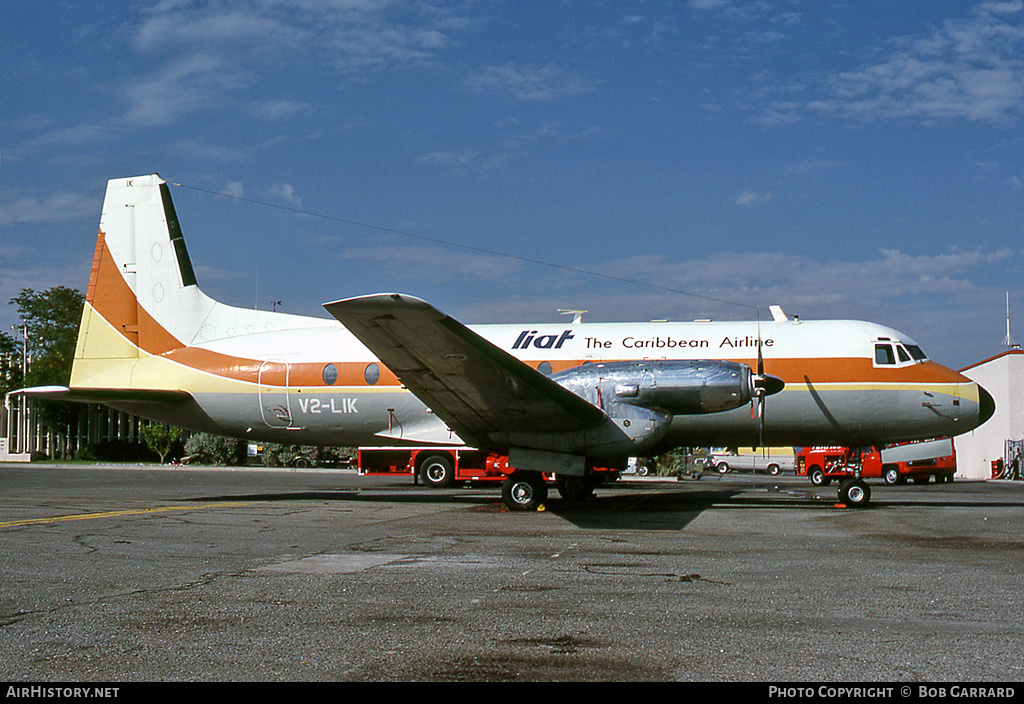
[7,286,85,457]
[10,286,85,387]
[141,425,182,464]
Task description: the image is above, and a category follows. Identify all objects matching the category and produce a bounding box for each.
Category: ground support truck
[797,438,956,488]
[356,446,620,510]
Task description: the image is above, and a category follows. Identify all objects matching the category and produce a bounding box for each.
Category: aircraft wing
[323,294,606,448]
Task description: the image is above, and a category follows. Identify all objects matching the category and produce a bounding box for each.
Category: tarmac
[1,463,1022,683]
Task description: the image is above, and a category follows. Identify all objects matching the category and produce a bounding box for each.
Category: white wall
[954,350,1024,480]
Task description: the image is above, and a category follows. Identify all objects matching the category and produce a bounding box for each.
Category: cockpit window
[904,344,928,361]
[875,341,928,367]
[875,344,895,365]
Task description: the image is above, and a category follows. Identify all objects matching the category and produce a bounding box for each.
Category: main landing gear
[500,471,597,511]
[501,471,548,511]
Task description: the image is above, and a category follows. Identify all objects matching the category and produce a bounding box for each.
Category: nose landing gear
[837,478,871,508]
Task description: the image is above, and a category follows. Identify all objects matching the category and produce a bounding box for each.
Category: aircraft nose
[977,384,995,426]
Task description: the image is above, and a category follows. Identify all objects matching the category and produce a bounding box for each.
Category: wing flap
[324,294,606,448]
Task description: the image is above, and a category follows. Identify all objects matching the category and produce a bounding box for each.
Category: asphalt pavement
[1,464,1022,683]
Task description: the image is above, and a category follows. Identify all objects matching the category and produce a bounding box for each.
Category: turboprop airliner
[21,175,994,510]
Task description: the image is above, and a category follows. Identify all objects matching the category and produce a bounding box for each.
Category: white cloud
[336,239,1016,333]
[464,64,598,101]
[27,0,473,141]
[222,181,245,198]
[268,183,301,206]
[807,4,1024,125]
[341,243,523,283]
[0,191,94,225]
[122,53,236,127]
[688,0,730,10]
[733,191,772,206]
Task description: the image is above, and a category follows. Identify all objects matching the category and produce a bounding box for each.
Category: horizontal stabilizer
[8,385,192,406]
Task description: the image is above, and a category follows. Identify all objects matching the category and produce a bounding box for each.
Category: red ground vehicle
[357,446,620,509]
[797,438,956,487]
[358,447,509,486]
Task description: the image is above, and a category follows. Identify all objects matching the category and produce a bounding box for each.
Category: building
[954,349,1024,480]
[1,395,148,461]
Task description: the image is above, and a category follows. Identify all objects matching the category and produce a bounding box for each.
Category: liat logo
[512,330,575,350]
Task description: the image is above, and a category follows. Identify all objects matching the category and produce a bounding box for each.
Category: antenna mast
[1004,292,1017,349]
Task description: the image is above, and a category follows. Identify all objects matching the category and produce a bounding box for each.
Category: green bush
[261,444,354,468]
[183,433,247,466]
[649,449,708,477]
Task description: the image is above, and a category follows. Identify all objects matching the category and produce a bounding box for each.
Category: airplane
[18,174,995,510]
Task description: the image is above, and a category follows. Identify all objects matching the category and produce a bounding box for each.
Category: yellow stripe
[0,501,251,529]
[787,381,972,397]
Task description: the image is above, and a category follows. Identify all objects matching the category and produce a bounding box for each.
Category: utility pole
[10,324,28,453]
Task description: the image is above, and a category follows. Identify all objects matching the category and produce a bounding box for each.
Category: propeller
[750,315,785,448]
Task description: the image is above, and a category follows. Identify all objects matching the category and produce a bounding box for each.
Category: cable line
[171,180,758,312]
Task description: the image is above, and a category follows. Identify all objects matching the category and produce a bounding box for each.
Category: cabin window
[537,361,552,376]
[875,344,895,365]
[322,363,338,385]
[364,363,380,385]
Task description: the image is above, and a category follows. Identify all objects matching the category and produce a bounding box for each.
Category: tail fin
[71,175,332,398]
[72,174,218,388]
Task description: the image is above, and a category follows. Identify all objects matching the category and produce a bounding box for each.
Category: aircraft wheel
[838,478,871,508]
[419,454,455,488]
[502,471,548,511]
[556,474,595,502]
[883,466,901,485]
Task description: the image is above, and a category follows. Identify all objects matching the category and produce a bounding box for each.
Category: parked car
[705,450,795,475]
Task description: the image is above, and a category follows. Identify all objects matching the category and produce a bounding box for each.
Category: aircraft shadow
[548,486,832,529]
[183,483,831,531]
[180,479,1024,531]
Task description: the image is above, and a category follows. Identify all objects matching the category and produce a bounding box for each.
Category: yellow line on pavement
[0,501,252,528]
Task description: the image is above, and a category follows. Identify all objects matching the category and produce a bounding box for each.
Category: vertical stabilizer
[94,175,216,349]
[73,175,218,388]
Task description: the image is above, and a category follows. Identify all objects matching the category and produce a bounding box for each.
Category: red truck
[356,446,620,509]
[358,447,508,486]
[797,438,956,487]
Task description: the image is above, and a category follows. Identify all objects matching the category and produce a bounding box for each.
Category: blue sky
[3,0,1024,369]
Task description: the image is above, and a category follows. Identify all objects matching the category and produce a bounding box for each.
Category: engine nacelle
[552,359,777,416]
